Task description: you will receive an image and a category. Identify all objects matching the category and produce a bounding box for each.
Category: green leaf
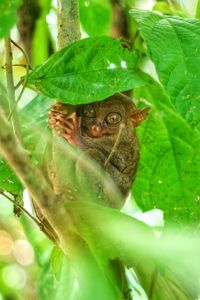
[80,0,112,36]
[0,158,22,194]
[26,36,147,104]
[130,9,200,130]
[133,81,200,224]
[0,0,22,39]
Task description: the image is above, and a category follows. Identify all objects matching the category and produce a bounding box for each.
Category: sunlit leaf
[0,0,22,39]
[130,9,200,130]
[26,36,146,104]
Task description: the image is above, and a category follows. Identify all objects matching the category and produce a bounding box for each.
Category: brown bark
[17,0,41,62]
[111,0,130,39]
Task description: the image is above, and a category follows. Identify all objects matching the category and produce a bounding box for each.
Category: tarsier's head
[77,93,149,138]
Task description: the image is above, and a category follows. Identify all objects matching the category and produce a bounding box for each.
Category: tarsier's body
[49,93,148,208]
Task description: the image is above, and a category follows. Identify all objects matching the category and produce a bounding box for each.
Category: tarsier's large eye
[82,105,96,118]
[106,112,122,124]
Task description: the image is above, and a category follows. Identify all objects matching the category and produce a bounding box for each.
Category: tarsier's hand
[48,103,80,146]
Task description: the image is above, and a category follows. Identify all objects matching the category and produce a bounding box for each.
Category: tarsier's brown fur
[48,93,149,208]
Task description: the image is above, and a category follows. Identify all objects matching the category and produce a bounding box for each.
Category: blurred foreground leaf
[80,0,112,36]
[66,200,200,299]
[40,243,122,300]
[0,0,22,39]
[19,94,53,161]
[32,0,52,66]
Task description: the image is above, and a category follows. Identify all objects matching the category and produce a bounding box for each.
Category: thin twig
[104,123,125,167]
[15,79,23,90]
[8,39,30,121]
[0,190,42,227]
[2,64,32,69]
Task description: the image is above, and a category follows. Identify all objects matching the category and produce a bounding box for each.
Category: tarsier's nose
[90,125,103,137]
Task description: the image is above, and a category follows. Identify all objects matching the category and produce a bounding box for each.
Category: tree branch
[51,0,81,195]
[57,0,81,49]
[0,113,53,207]
[0,190,42,227]
[0,106,69,234]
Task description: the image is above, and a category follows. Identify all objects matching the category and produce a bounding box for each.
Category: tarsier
[48,93,149,209]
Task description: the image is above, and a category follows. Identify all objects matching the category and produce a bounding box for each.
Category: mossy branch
[52,0,81,195]
[57,0,81,49]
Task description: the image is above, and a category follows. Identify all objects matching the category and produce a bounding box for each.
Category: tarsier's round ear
[131,107,150,127]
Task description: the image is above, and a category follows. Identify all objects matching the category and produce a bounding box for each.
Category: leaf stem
[4,36,22,141]
[7,39,30,121]
[0,190,42,227]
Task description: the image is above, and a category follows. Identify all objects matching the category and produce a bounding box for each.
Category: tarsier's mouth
[82,131,106,139]
[81,127,112,139]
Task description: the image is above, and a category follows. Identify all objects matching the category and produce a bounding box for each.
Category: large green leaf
[80,0,112,36]
[26,36,146,104]
[133,81,200,224]
[0,0,22,39]
[130,9,200,130]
